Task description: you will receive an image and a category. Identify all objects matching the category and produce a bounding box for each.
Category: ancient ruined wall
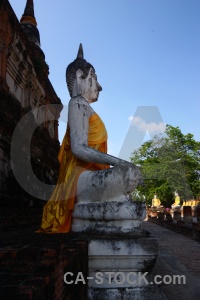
[0,0,63,205]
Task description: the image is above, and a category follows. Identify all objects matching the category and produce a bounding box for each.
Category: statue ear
[75,69,84,84]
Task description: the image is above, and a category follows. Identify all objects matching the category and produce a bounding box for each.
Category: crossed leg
[76,166,142,203]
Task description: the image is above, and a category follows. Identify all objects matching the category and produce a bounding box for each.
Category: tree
[131,125,200,207]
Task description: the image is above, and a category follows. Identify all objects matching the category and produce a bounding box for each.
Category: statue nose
[97,82,102,91]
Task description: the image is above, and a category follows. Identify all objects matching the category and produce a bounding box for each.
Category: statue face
[81,68,102,103]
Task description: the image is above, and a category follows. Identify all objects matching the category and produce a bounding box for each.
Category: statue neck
[71,82,91,103]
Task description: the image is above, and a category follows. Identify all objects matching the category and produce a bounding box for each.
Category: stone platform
[0,203,163,300]
[72,199,161,299]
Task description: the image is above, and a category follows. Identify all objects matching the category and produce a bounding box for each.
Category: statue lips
[93,90,99,102]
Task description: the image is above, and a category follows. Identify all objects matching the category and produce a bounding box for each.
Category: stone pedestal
[165,212,172,221]
[151,211,158,218]
[87,235,161,300]
[171,206,181,220]
[72,198,161,299]
[173,211,181,221]
[148,207,165,219]
[183,206,192,222]
[193,206,200,221]
[157,212,165,220]
[197,207,200,222]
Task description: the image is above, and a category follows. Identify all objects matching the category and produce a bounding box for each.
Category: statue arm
[68,98,134,168]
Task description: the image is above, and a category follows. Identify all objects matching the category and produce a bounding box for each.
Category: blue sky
[9,0,200,161]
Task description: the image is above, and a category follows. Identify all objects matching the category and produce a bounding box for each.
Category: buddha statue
[38,44,144,234]
[171,192,181,209]
[151,194,161,207]
[191,200,196,206]
[196,200,200,206]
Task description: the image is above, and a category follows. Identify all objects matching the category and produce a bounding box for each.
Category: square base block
[87,234,160,299]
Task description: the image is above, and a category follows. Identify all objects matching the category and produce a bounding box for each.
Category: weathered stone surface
[73,198,145,220]
[183,206,192,222]
[72,199,146,234]
[173,211,181,221]
[88,286,165,300]
[87,235,160,299]
[195,206,200,221]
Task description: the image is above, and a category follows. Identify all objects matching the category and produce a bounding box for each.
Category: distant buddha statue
[171,192,181,208]
[196,199,200,206]
[38,44,143,233]
[151,194,161,207]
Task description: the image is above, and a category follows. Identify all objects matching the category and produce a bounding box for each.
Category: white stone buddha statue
[38,44,144,234]
[67,44,143,204]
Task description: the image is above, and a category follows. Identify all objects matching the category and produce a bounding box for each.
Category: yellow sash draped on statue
[38,113,109,233]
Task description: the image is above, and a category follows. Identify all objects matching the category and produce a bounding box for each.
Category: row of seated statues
[151,193,180,208]
[182,200,200,206]
[151,193,200,209]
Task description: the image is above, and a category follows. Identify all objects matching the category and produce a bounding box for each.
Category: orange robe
[38,113,109,233]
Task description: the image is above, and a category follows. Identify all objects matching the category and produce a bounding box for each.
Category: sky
[9,0,200,161]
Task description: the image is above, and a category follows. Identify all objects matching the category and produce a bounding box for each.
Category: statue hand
[116,161,144,191]
[128,164,144,187]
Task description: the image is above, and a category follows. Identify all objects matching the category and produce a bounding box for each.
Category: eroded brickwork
[0,208,87,300]
[0,0,63,204]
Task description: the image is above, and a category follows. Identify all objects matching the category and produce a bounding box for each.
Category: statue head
[66,44,102,99]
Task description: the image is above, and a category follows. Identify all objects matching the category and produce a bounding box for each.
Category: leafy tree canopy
[131,125,200,207]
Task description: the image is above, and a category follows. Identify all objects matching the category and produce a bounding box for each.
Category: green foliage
[131,125,200,206]
[131,189,145,202]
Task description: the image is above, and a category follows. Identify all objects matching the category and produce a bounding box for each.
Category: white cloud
[128,116,134,122]
[128,115,166,134]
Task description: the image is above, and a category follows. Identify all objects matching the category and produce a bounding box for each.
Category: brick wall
[0,208,88,300]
